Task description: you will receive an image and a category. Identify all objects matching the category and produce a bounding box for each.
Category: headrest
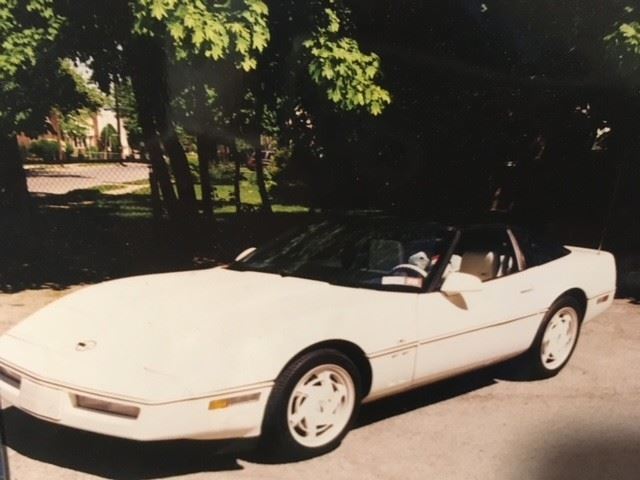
[460,251,499,281]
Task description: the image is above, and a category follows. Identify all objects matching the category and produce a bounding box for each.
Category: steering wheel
[391,263,428,278]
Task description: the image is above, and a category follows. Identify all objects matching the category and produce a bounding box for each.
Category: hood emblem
[75,340,97,352]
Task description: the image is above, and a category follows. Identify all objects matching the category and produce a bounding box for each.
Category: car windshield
[228,218,455,291]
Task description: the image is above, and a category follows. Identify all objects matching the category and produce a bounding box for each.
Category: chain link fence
[25,161,151,196]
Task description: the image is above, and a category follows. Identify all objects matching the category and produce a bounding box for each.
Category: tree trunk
[162,129,198,218]
[114,80,123,158]
[254,148,272,214]
[145,149,164,221]
[0,133,31,218]
[230,143,242,213]
[196,134,215,220]
[127,35,197,225]
[135,103,179,220]
[149,141,179,218]
[248,81,272,214]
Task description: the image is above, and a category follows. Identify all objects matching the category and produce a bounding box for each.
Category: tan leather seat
[459,251,499,282]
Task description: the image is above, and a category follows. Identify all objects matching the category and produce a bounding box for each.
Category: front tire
[525,296,583,379]
[260,349,362,460]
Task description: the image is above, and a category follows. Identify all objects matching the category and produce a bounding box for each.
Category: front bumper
[0,365,272,441]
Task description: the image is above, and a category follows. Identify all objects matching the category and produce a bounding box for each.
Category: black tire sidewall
[261,349,362,460]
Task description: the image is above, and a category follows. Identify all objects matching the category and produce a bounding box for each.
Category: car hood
[0,267,340,403]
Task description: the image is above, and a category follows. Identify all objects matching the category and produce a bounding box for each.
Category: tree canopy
[2,0,640,228]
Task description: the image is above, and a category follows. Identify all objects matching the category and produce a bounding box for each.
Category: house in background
[84,108,132,157]
[18,108,132,161]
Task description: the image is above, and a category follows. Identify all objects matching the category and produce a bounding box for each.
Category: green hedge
[29,140,60,162]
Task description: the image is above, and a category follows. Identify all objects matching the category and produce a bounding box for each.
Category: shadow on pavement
[356,366,499,429]
[3,408,246,479]
[6,359,631,478]
[519,428,640,480]
[3,366,505,477]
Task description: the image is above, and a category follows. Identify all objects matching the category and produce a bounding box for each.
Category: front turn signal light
[208,392,260,410]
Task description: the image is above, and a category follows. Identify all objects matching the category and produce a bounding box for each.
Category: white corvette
[0,217,616,458]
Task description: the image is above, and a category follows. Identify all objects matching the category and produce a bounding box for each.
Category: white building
[84,108,132,157]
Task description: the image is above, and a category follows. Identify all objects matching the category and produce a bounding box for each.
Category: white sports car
[0,217,616,458]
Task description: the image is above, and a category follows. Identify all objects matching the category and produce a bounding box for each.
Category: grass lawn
[5,165,314,291]
[36,166,308,219]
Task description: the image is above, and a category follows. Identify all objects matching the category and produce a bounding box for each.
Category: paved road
[25,163,150,195]
[0,290,638,480]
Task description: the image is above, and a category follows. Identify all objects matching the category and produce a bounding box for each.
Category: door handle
[520,287,534,294]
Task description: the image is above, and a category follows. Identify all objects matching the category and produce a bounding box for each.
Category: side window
[452,228,519,282]
[512,229,570,268]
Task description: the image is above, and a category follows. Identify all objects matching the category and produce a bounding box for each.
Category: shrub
[212,161,238,184]
[29,140,60,162]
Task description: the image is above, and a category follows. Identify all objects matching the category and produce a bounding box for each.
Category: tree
[605,6,640,76]
[1,56,100,214]
[2,0,392,223]
[60,109,92,147]
[0,0,62,213]
[114,79,144,151]
[281,0,635,215]
[131,0,391,217]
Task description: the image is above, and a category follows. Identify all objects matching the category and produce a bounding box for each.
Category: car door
[342,287,419,402]
[412,227,543,385]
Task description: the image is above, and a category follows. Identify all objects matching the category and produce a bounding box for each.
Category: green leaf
[169,21,185,40]
[151,0,166,20]
[302,5,391,115]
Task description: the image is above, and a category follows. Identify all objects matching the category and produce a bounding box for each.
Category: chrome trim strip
[368,342,418,359]
[417,311,546,346]
[367,310,547,359]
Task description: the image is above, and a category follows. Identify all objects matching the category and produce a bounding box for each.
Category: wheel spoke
[305,411,319,436]
[332,382,347,406]
[564,322,572,337]
[316,371,335,398]
[318,412,336,429]
[289,410,305,427]
[294,384,318,399]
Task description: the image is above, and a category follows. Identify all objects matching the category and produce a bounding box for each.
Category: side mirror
[441,272,483,296]
[235,247,256,262]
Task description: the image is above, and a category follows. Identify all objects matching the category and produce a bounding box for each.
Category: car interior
[367,239,436,275]
[446,229,519,282]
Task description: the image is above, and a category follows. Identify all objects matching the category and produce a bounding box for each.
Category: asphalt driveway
[0,289,638,480]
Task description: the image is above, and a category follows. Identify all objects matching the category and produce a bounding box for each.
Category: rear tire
[524,296,583,379]
[260,349,362,460]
